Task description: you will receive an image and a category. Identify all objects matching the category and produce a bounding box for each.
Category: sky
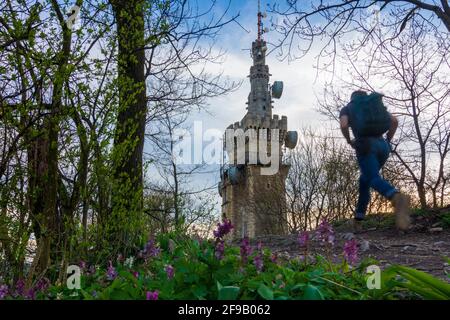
[193,0,329,133]
[145,0,346,214]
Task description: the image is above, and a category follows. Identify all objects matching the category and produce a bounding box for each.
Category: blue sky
[145,0,339,214]
[188,0,330,136]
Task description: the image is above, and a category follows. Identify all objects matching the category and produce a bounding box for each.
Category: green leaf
[192,285,208,299]
[218,286,240,300]
[257,284,274,300]
[80,289,93,300]
[389,265,450,299]
[395,281,447,300]
[109,289,133,300]
[302,284,324,300]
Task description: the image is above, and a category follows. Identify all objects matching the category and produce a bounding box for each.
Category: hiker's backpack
[348,92,391,137]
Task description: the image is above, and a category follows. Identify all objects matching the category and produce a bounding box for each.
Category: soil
[238,209,450,282]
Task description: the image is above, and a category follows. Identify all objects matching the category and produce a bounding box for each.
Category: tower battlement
[227,114,287,131]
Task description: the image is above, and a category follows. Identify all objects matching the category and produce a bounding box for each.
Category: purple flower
[343,239,359,265]
[165,265,175,280]
[106,261,118,281]
[133,271,139,278]
[316,219,335,245]
[141,238,161,258]
[297,231,309,248]
[15,279,25,296]
[253,242,264,272]
[254,253,264,272]
[270,253,278,264]
[25,288,36,300]
[257,241,263,251]
[79,260,87,270]
[35,278,50,292]
[213,219,234,239]
[0,285,9,299]
[146,290,159,300]
[240,237,252,264]
[215,239,225,260]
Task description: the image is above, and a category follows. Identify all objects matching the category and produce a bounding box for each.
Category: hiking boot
[391,193,411,231]
[342,218,363,234]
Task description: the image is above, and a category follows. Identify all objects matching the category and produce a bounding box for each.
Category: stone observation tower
[219,2,298,239]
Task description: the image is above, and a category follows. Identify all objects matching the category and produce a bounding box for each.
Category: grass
[334,207,450,231]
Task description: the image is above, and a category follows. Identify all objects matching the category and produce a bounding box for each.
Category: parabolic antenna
[272,81,284,99]
[228,166,244,185]
[285,131,298,149]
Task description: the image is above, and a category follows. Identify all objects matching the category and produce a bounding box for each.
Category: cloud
[145,1,338,216]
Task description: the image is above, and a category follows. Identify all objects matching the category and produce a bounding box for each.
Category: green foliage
[7,235,447,301]
[217,282,240,300]
[412,208,429,217]
[439,212,450,228]
[384,265,450,300]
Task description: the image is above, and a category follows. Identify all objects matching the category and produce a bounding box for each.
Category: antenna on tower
[257,0,268,41]
[257,0,262,40]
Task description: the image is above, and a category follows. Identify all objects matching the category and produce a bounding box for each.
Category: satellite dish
[285,131,298,149]
[228,166,243,185]
[272,81,284,99]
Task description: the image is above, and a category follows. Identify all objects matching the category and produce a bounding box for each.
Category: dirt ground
[240,212,450,282]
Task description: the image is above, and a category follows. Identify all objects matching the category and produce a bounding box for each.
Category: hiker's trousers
[355,137,398,220]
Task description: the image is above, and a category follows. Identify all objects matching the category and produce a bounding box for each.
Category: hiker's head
[350,90,368,101]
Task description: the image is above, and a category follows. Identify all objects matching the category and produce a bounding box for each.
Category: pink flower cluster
[343,239,358,265]
[213,219,234,239]
[316,219,335,245]
[240,237,252,264]
[146,290,159,300]
[213,219,233,261]
[297,231,309,248]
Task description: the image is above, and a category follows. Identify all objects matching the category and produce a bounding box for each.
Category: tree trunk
[110,0,147,255]
[417,183,428,209]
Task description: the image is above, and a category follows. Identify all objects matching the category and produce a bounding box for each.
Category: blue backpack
[348,92,391,137]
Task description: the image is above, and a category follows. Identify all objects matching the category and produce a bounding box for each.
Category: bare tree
[269,0,449,65]
[145,106,219,232]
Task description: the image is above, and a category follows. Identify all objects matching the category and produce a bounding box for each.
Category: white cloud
[145,1,340,216]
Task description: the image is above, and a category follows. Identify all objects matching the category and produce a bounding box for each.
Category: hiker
[339,90,411,232]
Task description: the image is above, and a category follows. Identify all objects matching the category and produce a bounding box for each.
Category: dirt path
[246,228,450,282]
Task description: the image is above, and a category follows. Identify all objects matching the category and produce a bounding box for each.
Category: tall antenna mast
[257,0,262,41]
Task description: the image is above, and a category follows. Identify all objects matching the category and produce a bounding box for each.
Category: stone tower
[218,5,298,239]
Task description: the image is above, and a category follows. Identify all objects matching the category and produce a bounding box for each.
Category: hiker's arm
[386,114,398,142]
[340,115,353,145]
